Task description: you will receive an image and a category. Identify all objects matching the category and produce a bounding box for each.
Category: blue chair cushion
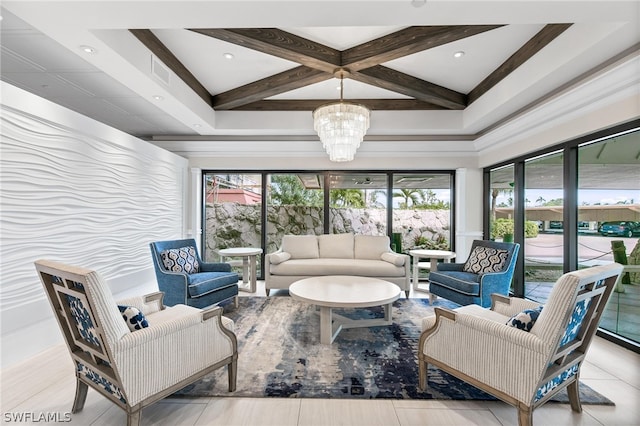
[506,306,543,332]
[118,305,149,331]
[463,246,509,274]
[187,272,239,298]
[429,270,481,295]
[161,246,200,274]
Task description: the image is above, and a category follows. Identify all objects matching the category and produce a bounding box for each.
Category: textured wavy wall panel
[0,106,186,312]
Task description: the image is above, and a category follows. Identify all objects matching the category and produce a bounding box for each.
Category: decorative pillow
[381,252,405,266]
[118,305,149,331]
[463,246,509,274]
[161,246,200,274]
[506,306,543,332]
[270,251,291,265]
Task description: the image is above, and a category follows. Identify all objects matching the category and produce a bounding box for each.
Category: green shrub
[491,219,539,239]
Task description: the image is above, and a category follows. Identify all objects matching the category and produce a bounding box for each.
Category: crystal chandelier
[313,69,370,162]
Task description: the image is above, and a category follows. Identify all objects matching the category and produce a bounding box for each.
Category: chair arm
[200,262,232,273]
[434,262,464,272]
[116,292,165,315]
[478,270,515,301]
[491,294,542,316]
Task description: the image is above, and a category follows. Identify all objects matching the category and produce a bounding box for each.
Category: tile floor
[1,281,638,426]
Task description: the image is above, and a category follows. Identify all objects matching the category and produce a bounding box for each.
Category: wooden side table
[409,249,456,294]
[218,247,262,293]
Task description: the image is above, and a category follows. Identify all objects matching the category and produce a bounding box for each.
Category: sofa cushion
[270,252,291,265]
[281,235,319,259]
[318,233,354,259]
[354,235,391,260]
[506,306,543,332]
[269,258,405,277]
[118,305,149,331]
[187,272,238,298]
[428,270,481,295]
[463,246,509,274]
[381,252,405,266]
[160,246,200,274]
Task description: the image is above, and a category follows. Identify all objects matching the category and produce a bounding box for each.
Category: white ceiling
[1,1,639,162]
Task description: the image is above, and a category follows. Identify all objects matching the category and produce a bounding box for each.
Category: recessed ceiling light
[79,45,97,54]
[453,51,465,58]
[223,53,234,60]
[193,124,202,128]
[152,95,164,101]
[411,0,427,7]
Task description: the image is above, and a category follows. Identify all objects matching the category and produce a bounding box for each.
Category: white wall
[0,82,189,369]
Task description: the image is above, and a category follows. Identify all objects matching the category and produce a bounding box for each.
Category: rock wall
[204,203,450,259]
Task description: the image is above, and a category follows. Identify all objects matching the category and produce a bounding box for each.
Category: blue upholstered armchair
[150,239,239,309]
[428,240,519,307]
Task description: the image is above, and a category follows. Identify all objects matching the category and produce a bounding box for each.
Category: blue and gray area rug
[173,296,612,404]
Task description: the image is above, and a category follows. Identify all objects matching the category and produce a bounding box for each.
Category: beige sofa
[265,233,411,297]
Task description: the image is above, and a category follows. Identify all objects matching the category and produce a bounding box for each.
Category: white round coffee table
[289,276,401,344]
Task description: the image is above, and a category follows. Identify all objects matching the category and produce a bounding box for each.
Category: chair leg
[567,379,582,413]
[429,294,436,304]
[127,410,141,426]
[418,359,427,391]
[517,405,533,426]
[234,295,239,308]
[71,378,88,413]
[228,358,238,392]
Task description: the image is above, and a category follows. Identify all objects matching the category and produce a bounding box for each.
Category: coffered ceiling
[1,1,639,159]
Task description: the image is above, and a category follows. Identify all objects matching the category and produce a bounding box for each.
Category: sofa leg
[405,290,410,298]
[429,294,436,304]
[265,288,270,297]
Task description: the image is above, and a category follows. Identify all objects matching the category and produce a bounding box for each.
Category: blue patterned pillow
[118,305,149,331]
[160,246,200,274]
[463,246,509,274]
[506,306,543,332]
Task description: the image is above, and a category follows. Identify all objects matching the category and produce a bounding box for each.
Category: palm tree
[393,189,425,209]
[330,189,365,208]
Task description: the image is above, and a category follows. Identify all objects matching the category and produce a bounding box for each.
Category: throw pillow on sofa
[270,251,291,264]
[381,252,405,266]
[160,246,200,274]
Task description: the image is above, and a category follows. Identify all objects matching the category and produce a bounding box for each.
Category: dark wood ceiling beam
[342,25,504,71]
[352,66,467,110]
[189,28,341,74]
[232,99,447,111]
[129,29,212,106]
[212,66,332,110]
[468,23,572,105]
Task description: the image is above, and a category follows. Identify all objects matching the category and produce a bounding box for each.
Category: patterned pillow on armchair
[463,246,509,274]
[160,246,200,274]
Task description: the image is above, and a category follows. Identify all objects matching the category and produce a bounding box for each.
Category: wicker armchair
[419,263,622,426]
[35,259,238,426]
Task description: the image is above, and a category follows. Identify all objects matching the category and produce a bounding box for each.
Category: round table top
[218,247,263,256]
[408,249,456,259]
[289,276,401,308]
